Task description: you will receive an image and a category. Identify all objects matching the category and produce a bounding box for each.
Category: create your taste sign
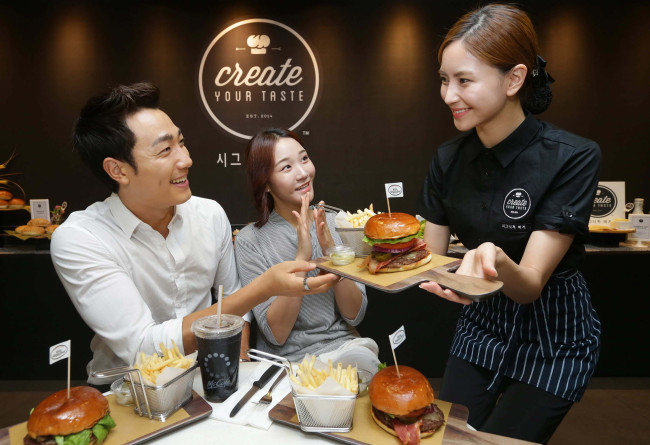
[198,19,320,140]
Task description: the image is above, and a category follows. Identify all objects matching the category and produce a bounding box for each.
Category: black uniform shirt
[417,113,601,271]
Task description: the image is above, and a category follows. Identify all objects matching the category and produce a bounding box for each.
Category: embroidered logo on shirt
[503,188,531,219]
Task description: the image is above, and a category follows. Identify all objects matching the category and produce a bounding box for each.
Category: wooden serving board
[313,254,502,301]
[589,226,635,234]
[1,391,211,445]
[269,393,538,445]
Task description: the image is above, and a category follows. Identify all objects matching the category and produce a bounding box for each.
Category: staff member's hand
[420,242,499,305]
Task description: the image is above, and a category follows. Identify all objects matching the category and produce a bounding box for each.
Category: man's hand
[262,260,339,297]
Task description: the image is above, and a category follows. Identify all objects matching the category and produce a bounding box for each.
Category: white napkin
[201,361,291,430]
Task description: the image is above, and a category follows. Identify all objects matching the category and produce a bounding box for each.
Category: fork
[258,371,286,404]
[314,202,345,214]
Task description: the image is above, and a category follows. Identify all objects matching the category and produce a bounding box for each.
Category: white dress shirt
[50,194,241,384]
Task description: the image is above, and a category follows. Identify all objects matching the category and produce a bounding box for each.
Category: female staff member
[417,4,601,443]
[234,128,380,370]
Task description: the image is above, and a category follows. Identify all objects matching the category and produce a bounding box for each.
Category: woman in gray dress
[234,128,380,371]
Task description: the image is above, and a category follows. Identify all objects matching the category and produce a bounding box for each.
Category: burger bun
[369,365,434,415]
[8,198,25,208]
[27,386,109,438]
[28,218,50,227]
[16,225,45,236]
[0,190,12,200]
[45,224,60,234]
[364,213,421,240]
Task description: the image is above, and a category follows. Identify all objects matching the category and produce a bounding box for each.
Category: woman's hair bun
[523,84,552,114]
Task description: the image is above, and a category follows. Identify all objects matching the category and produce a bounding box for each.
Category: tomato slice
[373,239,416,250]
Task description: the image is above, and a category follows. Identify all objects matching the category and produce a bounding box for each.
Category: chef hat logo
[515,191,522,198]
[247,35,270,54]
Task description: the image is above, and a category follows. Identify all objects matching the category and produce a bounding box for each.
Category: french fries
[289,354,359,393]
[345,204,377,228]
[134,340,194,384]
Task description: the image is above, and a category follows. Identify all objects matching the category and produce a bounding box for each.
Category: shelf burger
[25,386,116,445]
[360,212,432,274]
[369,365,444,444]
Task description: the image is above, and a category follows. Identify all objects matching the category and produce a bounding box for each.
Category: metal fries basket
[93,363,197,421]
[335,227,372,257]
[247,349,357,432]
[291,390,356,432]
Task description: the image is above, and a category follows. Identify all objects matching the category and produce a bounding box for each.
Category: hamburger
[369,366,444,444]
[0,190,12,200]
[8,197,25,208]
[360,213,432,274]
[16,225,45,236]
[28,218,51,227]
[25,386,116,445]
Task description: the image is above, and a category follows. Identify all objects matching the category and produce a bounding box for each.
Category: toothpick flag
[50,340,71,398]
[49,340,70,364]
[384,182,404,216]
[388,325,406,377]
[389,325,406,350]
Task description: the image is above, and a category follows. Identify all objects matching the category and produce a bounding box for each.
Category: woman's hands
[313,200,335,253]
[292,195,313,261]
[292,196,336,261]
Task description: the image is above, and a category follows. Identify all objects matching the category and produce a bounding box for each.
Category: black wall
[1,0,648,222]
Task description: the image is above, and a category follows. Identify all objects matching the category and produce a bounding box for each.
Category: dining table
[1,362,538,445]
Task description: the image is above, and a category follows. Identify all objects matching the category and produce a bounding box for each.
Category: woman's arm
[264,195,313,344]
[421,230,574,305]
[486,230,574,304]
[332,278,364,320]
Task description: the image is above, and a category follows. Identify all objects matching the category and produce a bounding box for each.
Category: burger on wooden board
[360,212,432,274]
[368,365,445,444]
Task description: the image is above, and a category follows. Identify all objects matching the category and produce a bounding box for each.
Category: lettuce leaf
[54,429,91,445]
[362,220,425,246]
[93,414,116,444]
[53,414,116,445]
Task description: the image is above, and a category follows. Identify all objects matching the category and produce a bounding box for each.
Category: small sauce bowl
[327,245,356,266]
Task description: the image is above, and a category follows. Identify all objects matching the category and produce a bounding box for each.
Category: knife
[229,365,280,417]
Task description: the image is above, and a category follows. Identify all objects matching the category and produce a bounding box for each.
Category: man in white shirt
[50,82,337,386]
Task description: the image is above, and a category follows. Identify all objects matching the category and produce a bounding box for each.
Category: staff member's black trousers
[440,355,574,444]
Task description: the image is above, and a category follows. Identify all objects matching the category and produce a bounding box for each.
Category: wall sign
[198,19,320,139]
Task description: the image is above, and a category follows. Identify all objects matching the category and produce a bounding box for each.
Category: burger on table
[25,386,116,445]
[369,365,445,445]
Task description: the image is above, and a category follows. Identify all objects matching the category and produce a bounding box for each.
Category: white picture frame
[30,199,50,222]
